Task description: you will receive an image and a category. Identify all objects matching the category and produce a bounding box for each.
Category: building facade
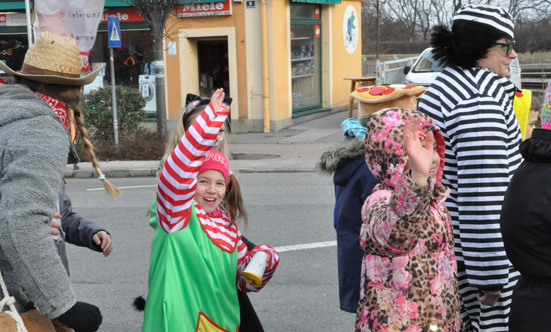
[0,0,362,133]
[164,0,362,132]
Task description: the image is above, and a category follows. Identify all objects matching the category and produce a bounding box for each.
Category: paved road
[64,172,356,331]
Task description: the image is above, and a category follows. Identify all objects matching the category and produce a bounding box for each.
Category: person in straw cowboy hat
[0,31,119,331]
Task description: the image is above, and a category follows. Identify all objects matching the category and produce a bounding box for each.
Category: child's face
[403,136,440,181]
[525,110,539,140]
[428,148,440,180]
[195,170,226,214]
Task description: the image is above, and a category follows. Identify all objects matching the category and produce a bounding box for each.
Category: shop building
[0,1,159,113]
[163,0,362,132]
[0,0,362,133]
[0,1,152,86]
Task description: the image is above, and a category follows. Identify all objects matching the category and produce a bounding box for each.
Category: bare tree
[364,0,551,54]
[429,0,463,26]
[382,0,422,41]
[416,0,435,39]
[122,0,189,141]
[502,0,551,20]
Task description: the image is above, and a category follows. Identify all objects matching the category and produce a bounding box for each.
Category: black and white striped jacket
[418,66,522,290]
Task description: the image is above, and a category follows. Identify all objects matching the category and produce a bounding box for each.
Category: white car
[404,47,521,89]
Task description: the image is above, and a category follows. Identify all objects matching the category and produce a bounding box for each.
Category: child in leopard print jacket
[356,108,461,332]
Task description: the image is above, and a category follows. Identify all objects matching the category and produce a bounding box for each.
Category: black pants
[509,275,551,331]
[239,235,265,332]
[238,290,264,332]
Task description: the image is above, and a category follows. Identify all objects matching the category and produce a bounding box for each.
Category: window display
[89,29,153,88]
[291,4,322,113]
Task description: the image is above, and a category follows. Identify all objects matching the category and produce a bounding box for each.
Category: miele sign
[177,0,232,17]
[101,9,145,23]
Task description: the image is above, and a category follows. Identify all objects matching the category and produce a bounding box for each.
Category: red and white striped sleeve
[236,232,280,292]
[156,102,229,233]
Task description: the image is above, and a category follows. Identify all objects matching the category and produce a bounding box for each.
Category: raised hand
[209,88,230,117]
[403,115,435,187]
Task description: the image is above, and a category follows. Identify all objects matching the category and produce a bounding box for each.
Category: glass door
[291,4,322,115]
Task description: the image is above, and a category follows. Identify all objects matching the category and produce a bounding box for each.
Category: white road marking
[274,241,337,253]
[87,185,337,253]
[87,184,157,191]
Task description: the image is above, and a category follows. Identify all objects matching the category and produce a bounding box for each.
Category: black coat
[501,128,551,331]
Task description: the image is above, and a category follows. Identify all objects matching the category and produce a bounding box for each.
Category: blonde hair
[16,77,120,198]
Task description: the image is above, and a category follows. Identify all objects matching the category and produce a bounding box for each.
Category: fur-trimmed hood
[318,138,368,188]
[318,138,365,175]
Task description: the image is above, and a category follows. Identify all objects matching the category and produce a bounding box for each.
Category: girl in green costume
[142,89,279,332]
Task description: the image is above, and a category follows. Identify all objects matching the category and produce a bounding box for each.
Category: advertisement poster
[33,0,105,71]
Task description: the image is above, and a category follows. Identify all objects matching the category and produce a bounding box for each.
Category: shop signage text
[101,10,145,23]
[177,0,232,17]
[67,10,101,19]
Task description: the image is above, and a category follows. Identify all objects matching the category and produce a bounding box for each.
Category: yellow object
[513,89,532,141]
[241,271,263,286]
[196,312,233,332]
[241,251,268,286]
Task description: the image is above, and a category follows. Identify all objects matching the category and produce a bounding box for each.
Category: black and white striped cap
[452,4,514,40]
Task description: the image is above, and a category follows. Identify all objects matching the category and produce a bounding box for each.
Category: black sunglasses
[494,40,515,56]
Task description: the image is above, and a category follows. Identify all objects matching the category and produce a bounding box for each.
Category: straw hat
[0,31,101,86]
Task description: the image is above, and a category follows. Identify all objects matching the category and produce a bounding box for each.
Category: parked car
[403,47,521,89]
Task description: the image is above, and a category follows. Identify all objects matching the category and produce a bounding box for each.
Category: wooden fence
[520,63,551,93]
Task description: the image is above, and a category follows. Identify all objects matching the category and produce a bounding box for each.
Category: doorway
[197,39,229,98]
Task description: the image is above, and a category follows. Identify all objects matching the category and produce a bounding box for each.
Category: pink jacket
[356,108,461,332]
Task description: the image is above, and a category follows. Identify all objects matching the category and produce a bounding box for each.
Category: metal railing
[363,55,417,85]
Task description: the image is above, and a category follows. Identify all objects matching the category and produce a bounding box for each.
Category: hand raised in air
[403,115,435,188]
[209,88,230,117]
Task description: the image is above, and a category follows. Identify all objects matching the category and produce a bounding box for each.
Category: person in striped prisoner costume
[417,5,522,332]
[141,89,279,332]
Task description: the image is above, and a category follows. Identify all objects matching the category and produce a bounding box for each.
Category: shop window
[89,29,154,89]
[290,4,318,19]
[0,37,28,83]
[291,3,322,115]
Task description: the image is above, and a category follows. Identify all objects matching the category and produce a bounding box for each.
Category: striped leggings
[458,267,520,332]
